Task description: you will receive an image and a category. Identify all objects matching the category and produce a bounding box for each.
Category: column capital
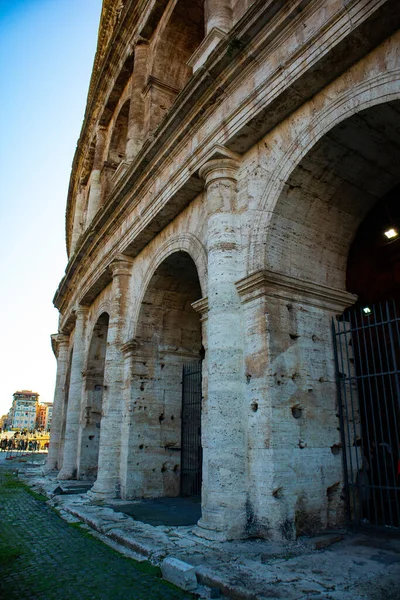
[133,35,150,48]
[50,333,69,358]
[199,157,240,187]
[109,254,134,278]
[74,305,90,318]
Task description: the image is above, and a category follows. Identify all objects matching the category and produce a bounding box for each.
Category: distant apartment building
[10,390,39,430]
[36,402,53,431]
[45,404,53,431]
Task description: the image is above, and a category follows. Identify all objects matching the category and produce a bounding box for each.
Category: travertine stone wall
[46,334,70,472]
[58,308,89,480]
[77,313,109,480]
[197,158,247,540]
[89,256,134,500]
[237,272,356,539]
[51,0,400,541]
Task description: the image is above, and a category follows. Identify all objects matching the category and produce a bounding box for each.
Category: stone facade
[49,0,400,540]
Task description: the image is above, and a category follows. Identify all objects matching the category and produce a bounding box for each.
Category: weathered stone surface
[161,557,198,591]
[49,0,400,543]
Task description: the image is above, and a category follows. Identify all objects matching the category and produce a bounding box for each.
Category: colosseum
[48,0,400,541]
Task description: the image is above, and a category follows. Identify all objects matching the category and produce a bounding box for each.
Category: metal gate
[332,300,400,528]
[181,361,202,496]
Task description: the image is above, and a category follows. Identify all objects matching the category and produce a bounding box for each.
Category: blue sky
[0,0,102,415]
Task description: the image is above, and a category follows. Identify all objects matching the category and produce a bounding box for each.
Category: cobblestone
[0,466,195,600]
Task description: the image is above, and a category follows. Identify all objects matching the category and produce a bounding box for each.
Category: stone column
[45,333,70,472]
[189,0,232,72]
[205,0,232,34]
[196,158,247,540]
[58,306,89,480]
[70,184,86,255]
[126,39,149,161]
[85,127,107,225]
[89,254,133,500]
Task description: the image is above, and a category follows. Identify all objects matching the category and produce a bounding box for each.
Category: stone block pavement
[3,457,400,600]
[0,462,194,600]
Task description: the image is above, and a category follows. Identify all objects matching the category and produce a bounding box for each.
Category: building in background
[43,403,53,431]
[10,391,39,431]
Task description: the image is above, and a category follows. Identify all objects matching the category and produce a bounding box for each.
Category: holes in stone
[291,405,303,419]
[330,444,341,456]
[298,439,306,449]
[171,415,174,420]
[291,372,300,381]
[289,333,300,340]
[173,464,179,473]
[272,486,283,499]
[139,444,144,449]
[140,382,145,391]
[308,389,313,393]
[161,463,167,473]
[312,334,320,343]
[319,377,325,383]
[159,412,165,423]
[287,304,293,311]
[161,363,165,369]
[246,373,252,384]
[251,401,258,412]
[88,435,95,440]
[327,481,340,500]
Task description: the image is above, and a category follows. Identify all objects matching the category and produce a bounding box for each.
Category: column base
[87,479,119,502]
[57,468,77,480]
[194,506,247,541]
[42,465,58,476]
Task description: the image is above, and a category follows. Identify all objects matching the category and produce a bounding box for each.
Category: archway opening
[341,185,400,527]
[107,100,130,167]
[259,99,400,537]
[77,312,109,480]
[129,251,203,499]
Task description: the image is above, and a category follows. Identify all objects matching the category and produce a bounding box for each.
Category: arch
[149,0,204,90]
[245,94,400,538]
[107,99,130,167]
[143,0,204,135]
[86,299,113,355]
[249,71,400,274]
[122,250,204,499]
[77,312,110,480]
[128,233,207,341]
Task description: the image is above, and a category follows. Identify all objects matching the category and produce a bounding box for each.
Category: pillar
[85,127,107,225]
[89,254,133,500]
[70,184,86,255]
[196,157,247,540]
[236,270,357,539]
[205,0,232,34]
[126,39,149,161]
[58,306,89,480]
[45,333,70,472]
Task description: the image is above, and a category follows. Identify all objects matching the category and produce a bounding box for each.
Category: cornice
[58,0,399,313]
[235,270,357,312]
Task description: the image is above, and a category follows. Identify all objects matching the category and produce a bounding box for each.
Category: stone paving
[0,464,194,600]
[3,455,400,600]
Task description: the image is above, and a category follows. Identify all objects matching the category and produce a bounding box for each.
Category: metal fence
[181,361,202,497]
[332,300,400,529]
